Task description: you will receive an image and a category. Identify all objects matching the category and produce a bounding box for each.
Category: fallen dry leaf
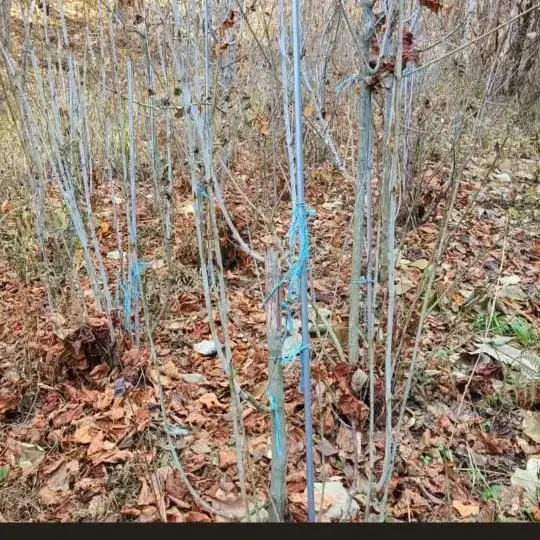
[207,495,246,519]
[87,431,114,456]
[337,393,368,426]
[161,359,181,380]
[74,476,106,496]
[138,478,156,506]
[95,388,114,411]
[105,404,125,421]
[314,481,358,521]
[316,439,339,458]
[396,278,415,295]
[523,411,540,444]
[478,431,504,455]
[88,494,108,520]
[185,511,211,522]
[393,489,430,518]
[18,443,45,469]
[219,448,237,468]
[46,460,79,491]
[198,392,226,410]
[410,258,430,270]
[191,440,212,454]
[98,221,110,236]
[510,457,540,506]
[73,422,99,444]
[165,469,189,505]
[289,489,333,512]
[452,500,480,518]
[95,450,133,465]
[38,486,69,506]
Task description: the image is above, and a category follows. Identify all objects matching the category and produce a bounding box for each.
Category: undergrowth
[473,313,540,350]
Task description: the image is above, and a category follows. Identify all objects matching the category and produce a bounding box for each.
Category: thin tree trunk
[506,0,533,95]
[378,0,405,495]
[348,1,374,365]
[265,249,287,522]
[0,0,11,52]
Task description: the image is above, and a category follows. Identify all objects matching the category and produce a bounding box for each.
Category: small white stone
[107,249,122,260]
[147,259,166,270]
[322,200,342,211]
[351,369,368,397]
[194,339,217,356]
[182,373,207,384]
[313,481,359,521]
[166,321,183,331]
[499,275,521,286]
[510,457,540,506]
[166,425,190,437]
[491,172,511,182]
[409,258,430,270]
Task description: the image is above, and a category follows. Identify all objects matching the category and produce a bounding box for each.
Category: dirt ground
[0,128,539,522]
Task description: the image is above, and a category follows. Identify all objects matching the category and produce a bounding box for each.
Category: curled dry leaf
[91,449,133,465]
[337,392,369,427]
[138,478,156,506]
[478,431,504,455]
[164,468,189,504]
[351,368,368,397]
[393,489,430,518]
[221,10,236,30]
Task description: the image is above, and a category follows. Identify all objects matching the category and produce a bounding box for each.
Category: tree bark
[348,2,374,364]
[0,0,12,52]
[265,249,287,522]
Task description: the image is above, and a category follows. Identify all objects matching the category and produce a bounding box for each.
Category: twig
[406,3,540,77]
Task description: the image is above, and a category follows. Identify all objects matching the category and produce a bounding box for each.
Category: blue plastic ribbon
[263,203,315,367]
[351,276,374,286]
[121,259,145,331]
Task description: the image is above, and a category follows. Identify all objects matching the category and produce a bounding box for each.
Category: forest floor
[0,133,539,522]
